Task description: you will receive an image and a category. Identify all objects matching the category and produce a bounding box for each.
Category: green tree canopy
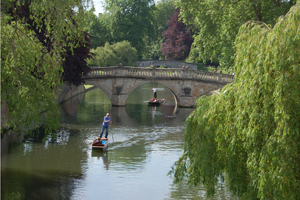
[84,0,176,60]
[87,41,137,66]
[141,0,176,60]
[103,0,155,58]
[1,0,92,135]
[170,2,300,199]
[176,0,296,68]
[84,8,113,48]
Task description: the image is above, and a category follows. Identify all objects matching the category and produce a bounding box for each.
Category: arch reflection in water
[1,85,238,200]
[60,87,112,125]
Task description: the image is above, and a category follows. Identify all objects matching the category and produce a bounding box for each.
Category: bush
[87,41,137,67]
[185,44,200,63]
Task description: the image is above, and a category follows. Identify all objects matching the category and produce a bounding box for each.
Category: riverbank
[1,84,95,156]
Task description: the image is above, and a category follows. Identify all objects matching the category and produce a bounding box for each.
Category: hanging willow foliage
[170,2,300,199]
[1,0,92,136]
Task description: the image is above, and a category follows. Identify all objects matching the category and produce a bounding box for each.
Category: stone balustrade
[86,66,233,83]
[136,60,198,69]
[60,66,234,107]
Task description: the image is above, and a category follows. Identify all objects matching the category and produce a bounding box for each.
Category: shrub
[88,41,137,67]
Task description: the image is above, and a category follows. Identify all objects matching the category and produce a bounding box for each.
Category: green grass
[84,85,94,89]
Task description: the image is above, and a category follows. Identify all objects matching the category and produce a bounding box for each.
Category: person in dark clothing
[151,86,157,99]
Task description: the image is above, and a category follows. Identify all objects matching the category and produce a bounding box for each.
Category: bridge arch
[124,81,180,106]
[58,67,233,107]
[90,84,112,100]
[57,82,113,104]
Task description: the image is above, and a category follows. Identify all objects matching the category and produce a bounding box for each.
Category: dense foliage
[85,0,176,60]
[170,3,300,199]
[3,0,92,86]
[103,0,155,58]
[84,8,112,49]
[62,31,92,86]
[87,41,137,66]
[142,0,176,60]
[1,0,92,135]
[160,8,193,60]
[176,0,296,68]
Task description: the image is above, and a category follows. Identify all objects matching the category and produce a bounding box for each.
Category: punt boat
[148,99,165,106]
[91,137,108,150]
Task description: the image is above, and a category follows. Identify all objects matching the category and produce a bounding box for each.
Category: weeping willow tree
[176,0,295,68]
[1,0,92,135]
[170,2,300,199]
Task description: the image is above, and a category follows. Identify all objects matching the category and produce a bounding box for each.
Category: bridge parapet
[60,67,234,107]
[86,66,233,83]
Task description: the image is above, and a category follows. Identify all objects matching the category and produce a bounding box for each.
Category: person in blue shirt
[100,113,112,138]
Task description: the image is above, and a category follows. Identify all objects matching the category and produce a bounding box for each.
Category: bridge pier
[111,94,128,106]
[58,67,233,107]
[177,97,195,108]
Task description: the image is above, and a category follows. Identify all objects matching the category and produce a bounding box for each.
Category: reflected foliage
[1,130,85,200]
[74,88,112,125]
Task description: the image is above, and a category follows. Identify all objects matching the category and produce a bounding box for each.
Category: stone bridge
[58,66,234,107]
[136,60,198,70]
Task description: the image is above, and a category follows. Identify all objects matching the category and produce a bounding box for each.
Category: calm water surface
[1,84,237,200]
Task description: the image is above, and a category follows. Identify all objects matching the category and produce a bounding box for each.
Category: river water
[1,84,237,200]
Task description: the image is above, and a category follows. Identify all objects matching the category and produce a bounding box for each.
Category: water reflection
[60,87,112,125]
[1,128,85,200]
[91,151,110,170]
[1,85,238,200]
[59,85,190,127]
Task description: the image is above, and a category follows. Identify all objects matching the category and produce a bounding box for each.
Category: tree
[84,8,113,48]
[62,31,92,86]
[160,8,193,60]
[87,41,137,66]
[104,0,155,58]
[170,3,300,199]
[141,0,176,60]
[84,0,176,60]
[4,0,92,86]
[1,0,92,135]
[176,0,296,68]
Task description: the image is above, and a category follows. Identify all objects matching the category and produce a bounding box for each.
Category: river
[1,83,237,200]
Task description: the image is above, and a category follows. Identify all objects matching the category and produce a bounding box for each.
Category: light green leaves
[87,41,137,66]
[171,2,300,199]
[176,0,295,68]
[1,0,90,136]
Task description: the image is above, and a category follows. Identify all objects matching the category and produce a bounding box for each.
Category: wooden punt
[148,99,165,106]
[91,137,108,150]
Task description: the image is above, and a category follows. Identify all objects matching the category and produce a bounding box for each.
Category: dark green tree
[84,8,113,48]
[104,0,155,57]
[1,0,92,135]
[141,0,176,60]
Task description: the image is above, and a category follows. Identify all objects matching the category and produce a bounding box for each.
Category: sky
[91,0,161,15]
[92,0,105,15]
